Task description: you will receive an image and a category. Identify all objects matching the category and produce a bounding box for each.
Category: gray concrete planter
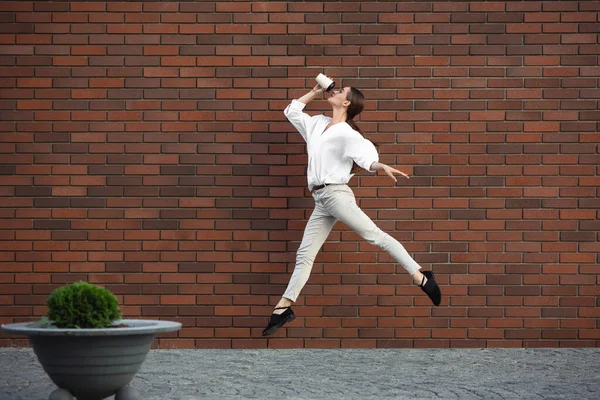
[1,319,181,400]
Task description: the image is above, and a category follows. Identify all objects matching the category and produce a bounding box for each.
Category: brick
[580,23,600,33]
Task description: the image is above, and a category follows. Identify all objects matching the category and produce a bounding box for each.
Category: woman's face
[327,86,351,108]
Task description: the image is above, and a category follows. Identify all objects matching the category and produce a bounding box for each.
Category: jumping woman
[262,79,442,337]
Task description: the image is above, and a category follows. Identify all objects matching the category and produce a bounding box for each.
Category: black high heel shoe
[419,271,441,306]
[262,306,296,336]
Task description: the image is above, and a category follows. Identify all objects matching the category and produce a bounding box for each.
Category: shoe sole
[262,314,296,337]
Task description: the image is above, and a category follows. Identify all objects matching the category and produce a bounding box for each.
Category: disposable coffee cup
[316,73,335,92]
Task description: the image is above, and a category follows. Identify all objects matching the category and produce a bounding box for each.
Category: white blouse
[284,99,379,191]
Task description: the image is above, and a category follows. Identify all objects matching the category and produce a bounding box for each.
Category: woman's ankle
[274,298,293,310]
[411,270,426,285]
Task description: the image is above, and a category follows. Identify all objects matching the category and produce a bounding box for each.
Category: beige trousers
[282,184,422,302]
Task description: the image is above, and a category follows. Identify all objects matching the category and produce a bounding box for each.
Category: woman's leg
[273,202,337,313]
[323,186,426,285]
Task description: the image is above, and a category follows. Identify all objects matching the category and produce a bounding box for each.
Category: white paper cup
[316,73,335,92]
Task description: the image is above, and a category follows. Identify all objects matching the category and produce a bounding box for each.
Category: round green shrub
[45,281,122,329]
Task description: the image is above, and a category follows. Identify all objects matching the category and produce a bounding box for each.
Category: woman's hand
[370,162,410,182]
[311,84,324,94]
[383,165,410,182]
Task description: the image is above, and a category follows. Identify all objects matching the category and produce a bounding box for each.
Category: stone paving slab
[1,348,599,399]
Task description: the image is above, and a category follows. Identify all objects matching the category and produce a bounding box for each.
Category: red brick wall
[1,1,599,349]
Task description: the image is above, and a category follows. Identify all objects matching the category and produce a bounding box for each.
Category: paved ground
[1,348,599,399]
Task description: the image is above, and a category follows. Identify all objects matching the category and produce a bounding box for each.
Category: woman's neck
[330,107,347,125]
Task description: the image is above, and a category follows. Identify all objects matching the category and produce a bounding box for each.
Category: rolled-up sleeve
[345,133,379,173]
[283,99,321,143]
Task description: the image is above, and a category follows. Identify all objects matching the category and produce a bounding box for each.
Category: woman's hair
[345,87,365,134]
[344,88,377,173]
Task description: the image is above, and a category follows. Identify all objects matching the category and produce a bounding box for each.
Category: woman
[262,80,441,337]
